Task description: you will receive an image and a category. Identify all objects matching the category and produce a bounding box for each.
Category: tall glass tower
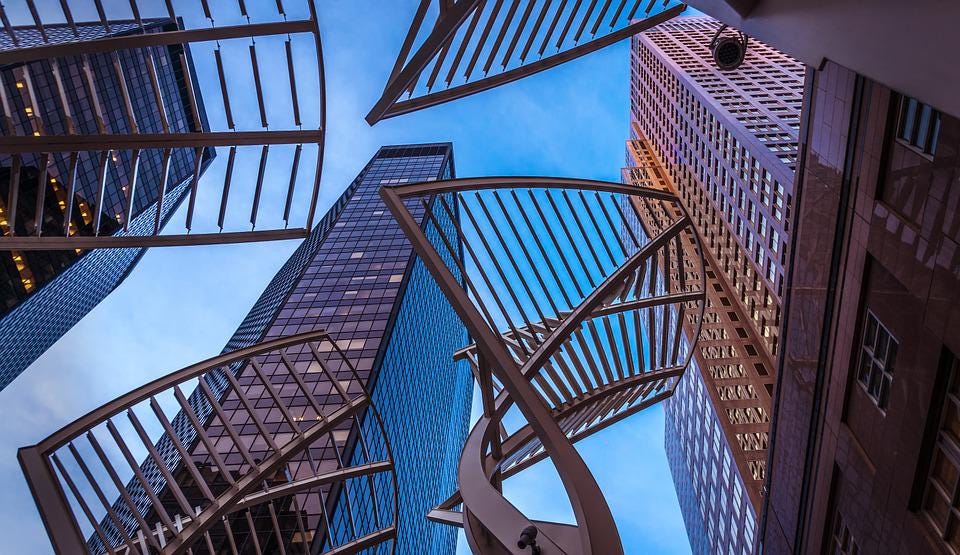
[98,143,471,554]
[0,20,213,389]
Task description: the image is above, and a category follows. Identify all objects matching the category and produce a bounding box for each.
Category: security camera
[518,525,541,554]
[710,25,748,71]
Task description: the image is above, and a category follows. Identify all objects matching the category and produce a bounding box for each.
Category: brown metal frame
[367,0,687,124]
[18,330,398,555]
[0,1,326,250]
[380,176,706,554]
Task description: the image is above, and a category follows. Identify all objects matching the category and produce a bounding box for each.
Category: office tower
[629,16,803,553]
[85,143,470,554]
[760,62,960,553]
[0,20,213,389]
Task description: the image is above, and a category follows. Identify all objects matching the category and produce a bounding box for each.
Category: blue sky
[0,2,691,553]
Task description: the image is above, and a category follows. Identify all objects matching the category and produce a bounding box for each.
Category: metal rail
[0,0,326,250]
[19,330,398,555]
[368,0,687,123]
[380,176,707,554]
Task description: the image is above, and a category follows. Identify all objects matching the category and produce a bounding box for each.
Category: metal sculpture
[380,177,706,553]
[19,330,397,555]
[0,0,325,249]
[367,0,687,124]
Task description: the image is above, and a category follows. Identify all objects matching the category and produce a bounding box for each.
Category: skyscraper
[91,143,471,554]
[628,16,803,553]
[0,20,213,389]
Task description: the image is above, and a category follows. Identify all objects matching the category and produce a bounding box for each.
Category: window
[921,356,960,552]
[827,509,860,555]
[856,309,898,410]
[898,95,942,156]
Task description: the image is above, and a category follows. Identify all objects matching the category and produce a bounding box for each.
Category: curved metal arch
[19,330,398,555]
[367,0,687,123]
[380,176,707,554]
[0,0,326,250]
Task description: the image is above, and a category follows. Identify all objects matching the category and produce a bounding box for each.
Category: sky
[0,2,692,553]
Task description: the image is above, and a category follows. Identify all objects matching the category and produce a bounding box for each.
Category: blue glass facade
[0,21,212,389]
[99,144,471,554]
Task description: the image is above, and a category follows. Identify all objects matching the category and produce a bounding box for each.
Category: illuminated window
[350,251,364,259]
[856,309,898,410]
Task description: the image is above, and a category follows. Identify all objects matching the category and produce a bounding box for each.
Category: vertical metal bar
[82,57,107,134]
[218,146,237,230]
[608,0,629,28]
[0,5,18,47]
[122,149,140,231]
[214,48,234,130]
[184,147,205,231]
[285,40,301,127]
[91,425,179,546]
[49,61,76,135]
[179,52,202,132]
[527,189,586,299]
[464,0,504,81]
[91,0,111,32]
[0,73,14,134]
[539,0,570,55]
[5,155,20,236]
[502,0,537,67]
[573,0,600,42]
[34,153,49,236]
[47,453,117,554]
[196,378,259,469]
[146,51,170,133]
[249,44,268,128]
[283,144,301,224]
[153,148,172,235]
[221,367,281,452]
[62,152,78,236]
[249,358,302,435]
[64,442,154,551]
[493,190,560,317]
[445,2,485,87]
[147,398,216,503]
[483,0,521,74]
[171,385,236,485]
[591,0,614,35]
[244,510,264,555]
[110,52,139,134]
[25,0,49,42]
[250,145,269,228]
[266,502,288,555]
[93,151,110,236]
[86,430,165,543]
[19,66,44,135]
[125,408,197,518]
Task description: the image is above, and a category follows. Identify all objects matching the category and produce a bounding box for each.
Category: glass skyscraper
[0,21,213,390]
[99,143,471,554]
[629,16,803,554]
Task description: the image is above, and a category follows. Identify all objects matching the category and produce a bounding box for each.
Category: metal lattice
[367,0,686,123]
[19,330,397,555]
[0,0,325,250]
[380,176,706,554]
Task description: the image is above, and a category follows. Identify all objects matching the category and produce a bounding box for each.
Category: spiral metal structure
[18,330,398,555]
[367,0,686,123]
[380,176,707,554]
[0,0,326,249]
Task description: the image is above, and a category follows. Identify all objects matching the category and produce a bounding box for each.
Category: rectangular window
[898,95,942,156]
[921,355,960,550]
[828,509,860,555]
[856,309,898,410]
